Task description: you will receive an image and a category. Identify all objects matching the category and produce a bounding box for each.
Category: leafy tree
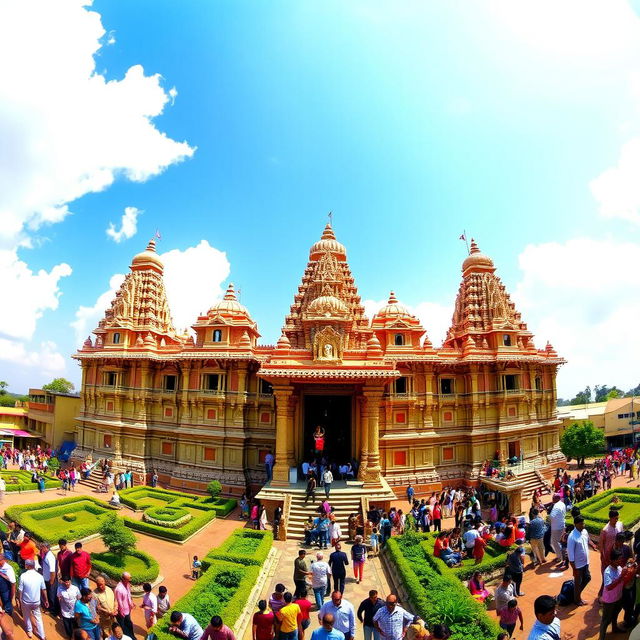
[626,383,640,398]
[560,420,605,467]
[99,514,137,556]
[42,378,75,394]
[557,398,571,407]
[606,389,622,400]
[0,382,7,396]
[206,480,222,499]
[569,386,592,405]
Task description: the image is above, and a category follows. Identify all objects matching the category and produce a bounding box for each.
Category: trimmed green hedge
[386,533,501,640]
[420,532,516,581]
[119,487,237,516]
[573,488,640,535]
[5,496,112,543]
[91,549,159,584]
[0,470,61,492]
[122,508,215,542]
[204,529,272,567]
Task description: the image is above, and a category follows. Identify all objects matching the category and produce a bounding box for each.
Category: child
[473,534,486,565]
[142,583,158,629]
[370,526,380,557]
[496,634,509,640]
[497,599,523,638]
[192,555,202,580]
[157,585,170,618]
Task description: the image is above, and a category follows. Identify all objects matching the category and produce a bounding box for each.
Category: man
[305,476,317,505]
[406,484,414,507]
[276,593,302,640]
[357,591,384,640]
[19,532,38,569]
[74,588,101,640]
[57,576,80,639]
[40,542,58,615]
[0,476,5,503]
[567,515,597,606]
[318,592,355,640]
[323,469,333,499]
[598,509,623,596]
[114,572,136,640]
[317,516,330,551]
[294,550,312,599]
[328,544,349,595]
[505,546,526,597]
[151,472,158,488]
[527,595,561,640]
[494,573,515,618]
[548,494,567,567]
[264,452,275,482]
[372,595,412,640]
[70,542,92,590]
[294,592,313,640]
[168,611,204,640]
[310,553,331,611]
[17,558,49,640]
[311,614,345,640]
[600,548,626,639]
[527,508,546,566]
[109,622,132,640]
[462,522,481,554]
[58,539,73,580]
[201,615,236,640]
[94,575,117,639]
[0,553,16,615]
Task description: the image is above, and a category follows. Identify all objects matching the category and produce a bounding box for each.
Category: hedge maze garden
[0,470,61,492]
[577,487,640,534]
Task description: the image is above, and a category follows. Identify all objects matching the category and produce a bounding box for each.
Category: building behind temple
[73,224,565,495]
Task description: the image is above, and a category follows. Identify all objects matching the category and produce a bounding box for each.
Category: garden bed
[385,532,501,640]
[91,549,159,584]
[577,488,640,535]
[0,470,61,492]
[5,495,113,543]
[204,529,272,567]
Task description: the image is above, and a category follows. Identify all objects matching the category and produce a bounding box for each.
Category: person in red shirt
[433,532,449,558]
[252,600,274,640]
[18,533,38,567]
[432,503,442,533]
[473,535,487,564]
[293,593,312,640]
[70,542,91,589]
[57,538,73,578]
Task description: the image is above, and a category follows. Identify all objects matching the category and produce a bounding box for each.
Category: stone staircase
[287,490,362,539]
[79,473,104,493]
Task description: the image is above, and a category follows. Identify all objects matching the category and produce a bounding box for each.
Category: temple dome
[208,283,250,316]
[374,291,414,321]
[462,239,494,273]
[307,294,349,317]
[131,239,164,273]
[309,223,346,259]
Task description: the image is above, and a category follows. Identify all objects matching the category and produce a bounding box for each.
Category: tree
[625,383,640,398]
[99,514,137,556]
[560,421,605,468]
[606,389,622,400]
[42,378,75,394]
[569,386,592,405]
[0,382,7,396]
[206,480,222,499]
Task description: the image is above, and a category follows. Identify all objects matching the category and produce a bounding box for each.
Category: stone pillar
[507,488,523,516]
[272,385,293,486]
[364,386,385,486]
[357,395,369,481]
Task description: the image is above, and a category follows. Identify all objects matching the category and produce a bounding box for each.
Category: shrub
[571,488,640,535]
[206,480,222,499]
[204,530,272,568]
[0,470,61,492]
[62,514,77,522]
[100,514,137,556]
[122,509,216,542]
[91,549,159,584]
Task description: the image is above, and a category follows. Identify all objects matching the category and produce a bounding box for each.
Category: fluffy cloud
[512,237,640,398]
[0,339,66,375]
[362,298,453,347]
[72,240,231,345]
[106,207,141,243]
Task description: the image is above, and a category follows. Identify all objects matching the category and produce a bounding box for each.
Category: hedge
[420,532,517,581]
[122,508,216,542]
[91,549,159,584]
[572,488,640,535]
[386,534,501,640]
[204,529,272,568]
[5,496,112,543]
[118,487,237,516]
[0,470,62,492]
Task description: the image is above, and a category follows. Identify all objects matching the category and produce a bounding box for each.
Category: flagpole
[464,230,469,254]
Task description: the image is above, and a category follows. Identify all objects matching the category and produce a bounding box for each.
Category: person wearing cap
[17,558,49,639]
[567,515,597,606]
[548,494,566,567]
[505,546,526,597]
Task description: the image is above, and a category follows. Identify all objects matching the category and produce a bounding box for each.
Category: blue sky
[1,1,640,398]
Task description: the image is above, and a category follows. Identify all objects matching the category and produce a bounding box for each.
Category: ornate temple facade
[73,225,565,495]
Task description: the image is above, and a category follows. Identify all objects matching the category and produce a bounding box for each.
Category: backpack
[556,579,575,606]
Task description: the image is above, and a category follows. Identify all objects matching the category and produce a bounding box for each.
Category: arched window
[213,329,222,342]
[503,334,511,346]
[394,334,404,346]
[113,333,120,344]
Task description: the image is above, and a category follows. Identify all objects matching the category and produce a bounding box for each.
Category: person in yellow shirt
[277,592,302,640]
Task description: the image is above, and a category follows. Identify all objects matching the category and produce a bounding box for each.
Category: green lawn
[0,470,61,491]
[6,496,112,543]
[577,488,640,534]
[91,549,159,584]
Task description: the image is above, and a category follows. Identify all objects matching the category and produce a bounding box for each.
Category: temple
[73,226,565,496]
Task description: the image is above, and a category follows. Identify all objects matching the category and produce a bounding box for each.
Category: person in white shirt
[323,469,334,499]
[567,516,597,606]
[548,494,567,566]
[0,553,16,615]
[0,477,5,504]
[527,594,561,640]
[57,577,80,639]
[109,622,133,640]
[18,558,49,639]
[39,542,58,615]
[310,552,332,611]
[463,524,481,552]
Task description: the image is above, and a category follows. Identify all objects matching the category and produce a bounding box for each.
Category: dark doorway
[303,395,352,463]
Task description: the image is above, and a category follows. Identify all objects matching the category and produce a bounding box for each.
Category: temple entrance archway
[302,394,352,464]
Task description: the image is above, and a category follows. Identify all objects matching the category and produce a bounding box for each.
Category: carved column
[272,384,293,486]
[364,386,385,486]
[357,395,369,480]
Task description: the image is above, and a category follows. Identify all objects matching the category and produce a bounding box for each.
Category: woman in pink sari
[468,571,490,603]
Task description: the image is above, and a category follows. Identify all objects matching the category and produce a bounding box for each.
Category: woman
[251,503,260,530]
[141,583,157,630]
[329,517,342,547]
[432,502,442,533]
[252,600,274,640]
[351,535,367,584]
[313,426,325,456]
[468,570,490,603]
[259,505,268,530]
[433,532,449,558]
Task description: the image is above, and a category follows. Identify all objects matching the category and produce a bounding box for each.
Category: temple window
[440,378,454,395]
[103,434,112,448]
[203,373,222,391]
[104,372,117,387]
[535,376,542,391]
[164,375,177,391]
[113,332,121,344]
[212,329,222,342]
[394,377,408,394]
[394,334,405,346]
[203,447,216,461]
[504,374,518,391]
[259,379,273,395]
[161,442,174,455]
[538,434,544,451]
[503,334,512,346]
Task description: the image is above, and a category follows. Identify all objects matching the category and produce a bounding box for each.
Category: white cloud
[0,339,66,375]
[363,298,452,347]
[512,237,640,398]
[106,206,141,243]
[72,240,231,343]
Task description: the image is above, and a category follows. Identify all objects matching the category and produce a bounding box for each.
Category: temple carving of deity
[73,225,565,495]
